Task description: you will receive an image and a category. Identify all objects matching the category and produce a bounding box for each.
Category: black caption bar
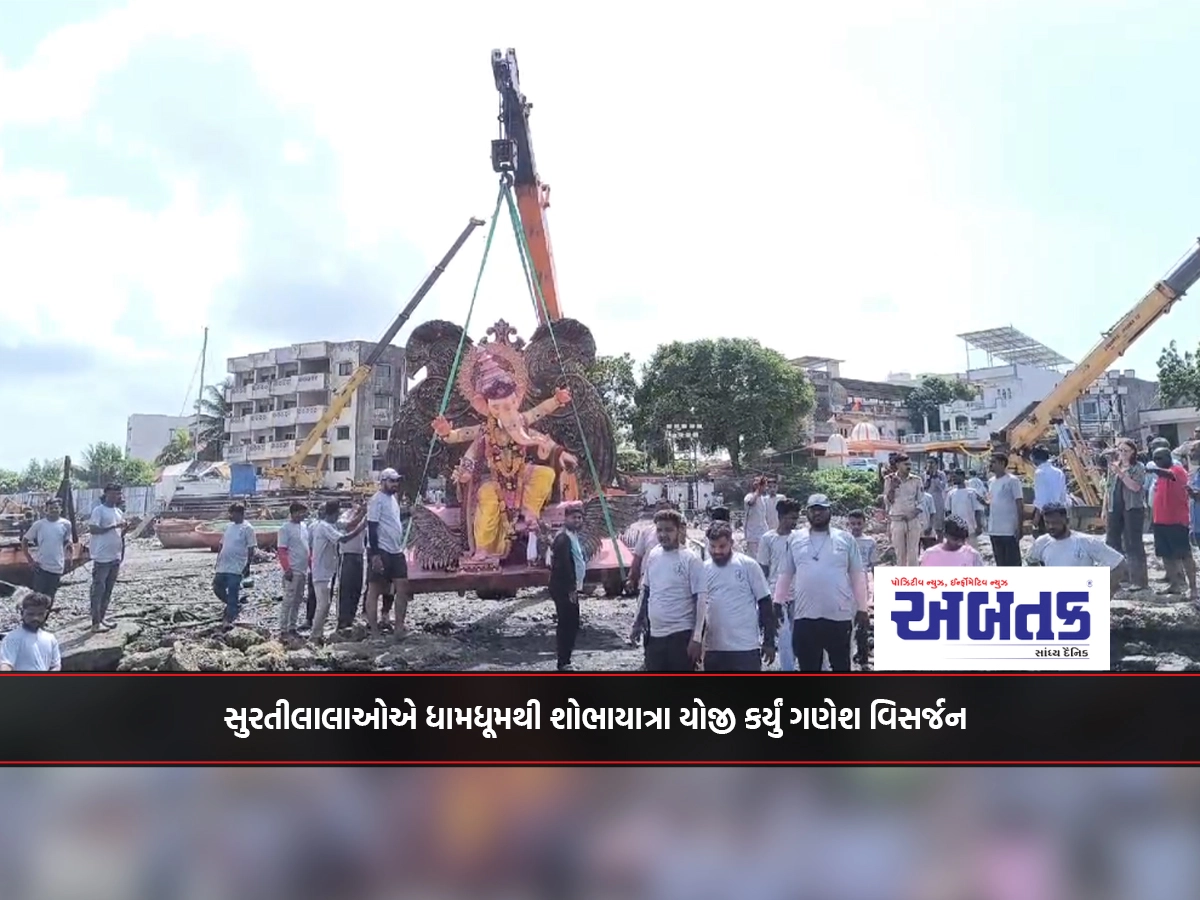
[4,674,1200,764]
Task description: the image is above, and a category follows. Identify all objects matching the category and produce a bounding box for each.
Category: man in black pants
[985,452,1025,567]
[630,509,706,672]
[774,494,870,672]
[549,502,587,671]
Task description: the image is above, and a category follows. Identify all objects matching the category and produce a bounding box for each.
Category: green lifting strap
[401,183,506,550]
[502,181,627,581]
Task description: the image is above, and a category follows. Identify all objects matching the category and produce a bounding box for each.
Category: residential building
[790,356,912,444]
[1136,405,1200,448]
[222,340,407,489]
[1072,369,1160,442]
[126,414,195,463]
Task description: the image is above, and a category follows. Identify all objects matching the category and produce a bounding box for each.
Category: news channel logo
[872,567,1111,671]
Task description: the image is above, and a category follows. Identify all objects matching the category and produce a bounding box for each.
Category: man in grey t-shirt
[985,453,1025,567]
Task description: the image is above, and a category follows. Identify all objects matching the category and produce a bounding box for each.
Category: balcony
[228,415,251,433]
[225,445,251,462]
[272,407,298,427]
[229,384,252,401]
[268,439,297,456]
[227,357,254,374]
[248,412,271,430]
[296,341,330,359]
[371,408,393,426]
[901,429,986,446]
[270,375,299,396]
[296,405,325,424]
[296,372,329,391]
[250,382,271,398]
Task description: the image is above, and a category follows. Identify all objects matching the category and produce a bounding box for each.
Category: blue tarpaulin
[230,464,256,495]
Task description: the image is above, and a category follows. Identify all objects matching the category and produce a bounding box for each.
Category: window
[333,457,351,472]
[283,433,295,441]
[1081,400,1098,417]
[376,364,392,378]
[374,393,391,410]
[372,457,384,472]
[374,428,390,441]
[336,426,351,441]
[338,361,353,376]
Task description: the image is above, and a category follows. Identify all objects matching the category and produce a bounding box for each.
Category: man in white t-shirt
[945,469,985,548]
[366,468,410,637]
[0,592,61,672]
[757,499,799,671]
[1027,502,1127,593]
[308,500,368,643]
[986,453,1026,567]
[774,494,870,672]
[213,502,257,627]
[21,499,73,602]
[336,503,369,631]
[743,476,780,559]
[86,484,129,632]
[702,522,775,671]
[631,509,707,671]
[277,502,311,642]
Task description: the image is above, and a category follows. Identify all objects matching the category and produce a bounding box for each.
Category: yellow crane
[991,238,1200,514]
[265,218,486,491]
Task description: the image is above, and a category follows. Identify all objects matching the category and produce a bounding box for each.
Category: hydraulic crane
[265,218,486,491]
[991,238,1200,511]
[490,48,562,325]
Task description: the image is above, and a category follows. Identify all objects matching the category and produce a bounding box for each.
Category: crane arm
[490,48,561,325]
[275,217,485,483]
[998,240,1200,454]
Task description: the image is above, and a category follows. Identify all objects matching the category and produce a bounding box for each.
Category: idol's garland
[225,697,965,740]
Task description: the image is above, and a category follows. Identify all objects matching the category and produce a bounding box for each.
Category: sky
[4,0,1200,469]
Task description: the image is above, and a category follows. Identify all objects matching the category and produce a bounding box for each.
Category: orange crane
[490,48,562,325]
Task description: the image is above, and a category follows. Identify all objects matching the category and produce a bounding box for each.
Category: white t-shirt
[1028,533,1124,569]
[215,522,257,576]
[704,552,771,652]
[367,491,406,554]
[945,487,983,533]
[987,473,1024,537]
[644,546,706,638]
[279,521,310,575]
[310,520,343,583]
[1,628,61,671]
[24,518,72,574]
[633,524,658,589]
[339,513,365,554]
[743,493,770,542]
[755,530,793,590]
[852,534,878,569]
[87,504,125,564]
[778,527,863,623]
[764,494,783,531]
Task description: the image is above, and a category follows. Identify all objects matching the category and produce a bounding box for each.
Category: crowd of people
[7,430,1199,672]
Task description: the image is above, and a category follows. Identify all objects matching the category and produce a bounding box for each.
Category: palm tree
[155,429,195,466]
[196,379,232,462]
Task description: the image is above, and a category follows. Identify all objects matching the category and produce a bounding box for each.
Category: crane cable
[400,183,506,551]
[502,179,626,581]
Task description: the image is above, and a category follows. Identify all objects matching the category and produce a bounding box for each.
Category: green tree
[18,458,65,492]
[155,429,195,466]
[121,457,158,487]
[778,466,880,513]
[1157,341,1200,408]
[907,375,977,432]
[634,338,815,472]
[0,469,20,493]
[78,442,155,488]
[195,379,232,462]
[587,353,639,440]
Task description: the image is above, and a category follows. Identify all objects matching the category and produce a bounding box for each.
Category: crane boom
[490,48,562,325]
[997,239,1200,454]
[270,217,486,489]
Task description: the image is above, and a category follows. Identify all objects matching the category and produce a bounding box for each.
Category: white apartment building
[222,340,407,488]
[126,413,195,463]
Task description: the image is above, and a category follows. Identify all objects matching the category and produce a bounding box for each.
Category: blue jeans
[778,602,796,672]
[212,573,243,622]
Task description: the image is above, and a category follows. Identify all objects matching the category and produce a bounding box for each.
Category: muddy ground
[7,524,1199,672]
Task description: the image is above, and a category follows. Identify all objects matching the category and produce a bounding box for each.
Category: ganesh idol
[430,342,579,563]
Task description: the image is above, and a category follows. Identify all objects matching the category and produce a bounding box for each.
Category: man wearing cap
[366,468,411,637]
[773,494,870,672]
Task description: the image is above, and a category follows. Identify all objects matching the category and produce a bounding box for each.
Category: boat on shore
[155,519,209,551]
[195,520,286,553]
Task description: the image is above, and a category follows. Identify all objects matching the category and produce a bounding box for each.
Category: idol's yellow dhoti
[472,465,557,556]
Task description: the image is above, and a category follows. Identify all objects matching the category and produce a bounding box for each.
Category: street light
[666,421,703,512]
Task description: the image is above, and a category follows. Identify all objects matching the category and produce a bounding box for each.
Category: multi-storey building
[126,413,195,463]
[791,356,912,445]
[222,340,407,488]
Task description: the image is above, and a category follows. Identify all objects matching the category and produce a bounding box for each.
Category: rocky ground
[6,523,1198,672]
